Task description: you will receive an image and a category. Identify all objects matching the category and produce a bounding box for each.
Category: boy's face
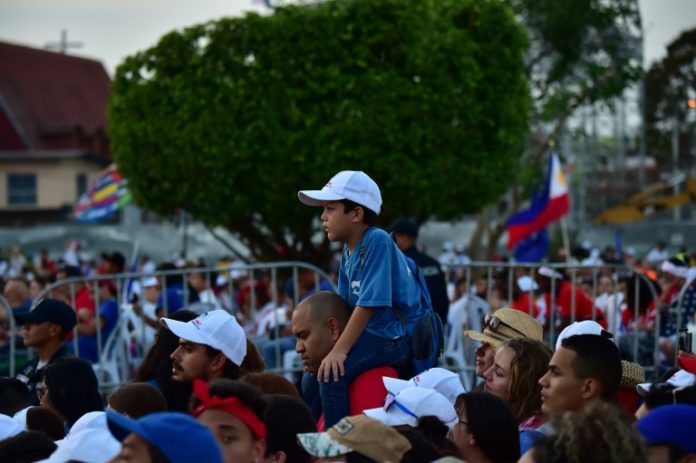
[321,201,357,242]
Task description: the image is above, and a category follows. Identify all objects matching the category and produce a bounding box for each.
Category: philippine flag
[506,154,570,250]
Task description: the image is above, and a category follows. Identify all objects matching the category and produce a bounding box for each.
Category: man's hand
[318,349,347,383]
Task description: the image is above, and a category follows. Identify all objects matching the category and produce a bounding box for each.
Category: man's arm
[317,306,374,383]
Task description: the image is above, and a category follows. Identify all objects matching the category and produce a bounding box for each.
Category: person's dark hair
[155,262,183,287]
[0,378,33,416]
[625,275,660,315]
[411,416,459,458]
[131,309,197,412]
[42,357,103,426]
[241,373,300,398]
[189,379,266,438]
[455,392,520,463]
[108,382,168,418]
[345,453,378,463]
[57,265,83,279]
[204,345,243,380]
[341,199,380,226]
[263,395,315,463]
[241,338,266,374]
[0,430,57,463]
[560,334,622,401]
[26,405,66,440]
[398,428,443,463]
[643,385,696,410]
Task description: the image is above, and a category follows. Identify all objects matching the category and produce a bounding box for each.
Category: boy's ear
[350,206,364,224]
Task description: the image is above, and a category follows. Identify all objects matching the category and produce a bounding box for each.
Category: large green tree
[110,0,530,262]
[467,0,643,258]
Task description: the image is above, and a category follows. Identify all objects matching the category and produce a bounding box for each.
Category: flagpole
[560,216,571,264]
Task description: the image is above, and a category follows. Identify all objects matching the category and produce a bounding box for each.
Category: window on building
[76,173,88,198]
[7,173,37,205]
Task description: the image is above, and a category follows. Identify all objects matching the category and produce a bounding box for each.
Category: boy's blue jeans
[302,331,409,428]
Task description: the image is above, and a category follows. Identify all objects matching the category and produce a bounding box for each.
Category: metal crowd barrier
[22,261,336,393]
[6,258,684,391]
[448,262,666,381]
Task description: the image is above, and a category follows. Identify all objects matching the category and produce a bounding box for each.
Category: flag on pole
[513,228,549,263]
[74,164,132,222]
[506,154,570,250]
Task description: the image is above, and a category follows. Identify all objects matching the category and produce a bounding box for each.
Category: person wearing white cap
[161,310,248,383]
[129,276,161,348]
[363,386,458,430]
[298,171,436,428]
[382,367,465,405]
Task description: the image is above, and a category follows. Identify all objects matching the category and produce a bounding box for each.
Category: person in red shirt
[537,267,602,330]
[291,291,397,430]
[52,265,95,342]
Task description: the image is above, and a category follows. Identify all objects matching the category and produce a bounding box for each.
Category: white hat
[37,428,121,463]
[67,411,107,437]
[382,368,465,405]
[555,320,609,351]
[363,386,458,430]
[0,413,23,440]
[13,406,32,430]
[142,277,159,288]
[160,310,247,366]
[538,266,563,279]
[516,276,538,292]
[637,369,696,395]
[298,171,382,215]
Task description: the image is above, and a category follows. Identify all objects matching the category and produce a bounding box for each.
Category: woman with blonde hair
[481,337,552,453]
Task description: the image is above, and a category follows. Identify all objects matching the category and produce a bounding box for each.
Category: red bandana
[192,379,266,440]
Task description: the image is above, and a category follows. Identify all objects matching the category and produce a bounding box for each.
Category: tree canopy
[109,0,530,261]
[645,27,696,165]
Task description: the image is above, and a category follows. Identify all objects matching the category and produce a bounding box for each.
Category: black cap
[390,218,419,238]
[15,298,77,332]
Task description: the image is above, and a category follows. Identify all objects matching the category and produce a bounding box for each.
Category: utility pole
[45,29,83,54]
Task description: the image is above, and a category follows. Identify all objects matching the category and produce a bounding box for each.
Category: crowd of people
[0,169,694,462]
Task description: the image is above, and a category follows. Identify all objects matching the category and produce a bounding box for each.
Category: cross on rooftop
[45,29,83,54]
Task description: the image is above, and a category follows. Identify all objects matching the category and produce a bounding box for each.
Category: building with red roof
[0,40,112,225]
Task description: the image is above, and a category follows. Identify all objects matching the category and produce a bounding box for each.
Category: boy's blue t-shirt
[338,227,427,339]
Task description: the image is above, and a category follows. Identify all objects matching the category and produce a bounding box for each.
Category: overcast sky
[0,0,694,74]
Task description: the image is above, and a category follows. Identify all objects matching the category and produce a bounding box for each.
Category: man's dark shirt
[403,246,449,322]
[16,345,71,404]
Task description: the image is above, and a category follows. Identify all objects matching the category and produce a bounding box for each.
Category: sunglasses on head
[484,313,528,338]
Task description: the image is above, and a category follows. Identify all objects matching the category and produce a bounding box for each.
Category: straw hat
[619,360,645,389]
[464,308,543,347]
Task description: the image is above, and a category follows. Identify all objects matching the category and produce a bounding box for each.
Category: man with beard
[160,310,247,383]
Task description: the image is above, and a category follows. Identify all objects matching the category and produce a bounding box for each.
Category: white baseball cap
[538,266,563,279]
[142,277,159,288]
[382,368,465,405]
[12,406,31,430]
[364,386,458,430]
[160,310,247,366]
[37,428,121,463]
[67,411,107,436]
[555,320,610,351]
[298,170,382,215]
[637,369,696,395]
[0,413,23,440]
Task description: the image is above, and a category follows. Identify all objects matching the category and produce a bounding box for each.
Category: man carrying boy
[298,170,430,427]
